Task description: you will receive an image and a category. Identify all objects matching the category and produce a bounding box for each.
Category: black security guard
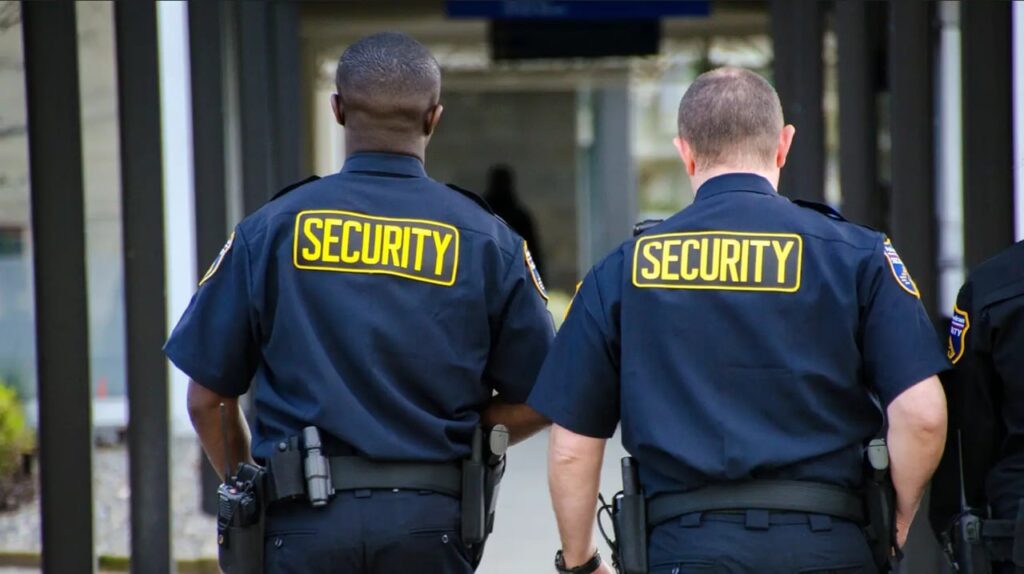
[930,241,1024,573]
[527,68,949,573]
[165,33,553,573]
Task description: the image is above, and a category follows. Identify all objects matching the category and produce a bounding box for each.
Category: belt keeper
[678,512,701,528]
[808,514,832,532]
[745,509,770,530]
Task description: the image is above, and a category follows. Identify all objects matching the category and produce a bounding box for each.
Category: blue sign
[446,1,711,20]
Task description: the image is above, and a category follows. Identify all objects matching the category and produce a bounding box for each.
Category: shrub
[0,381,33,478]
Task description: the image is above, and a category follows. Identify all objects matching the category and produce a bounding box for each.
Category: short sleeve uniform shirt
[528,173,949,497]
[937,241,1024,518]
[165,153,555,462]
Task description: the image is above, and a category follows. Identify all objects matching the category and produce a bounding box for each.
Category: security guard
[930,241,1024,573]
[527,68,949,573]
[165,32,553,573]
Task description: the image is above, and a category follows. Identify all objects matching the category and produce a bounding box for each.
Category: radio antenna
[957,430,969,511]
[220,402,232,480]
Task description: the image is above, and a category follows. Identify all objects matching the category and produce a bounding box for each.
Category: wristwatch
[555,549,602,574]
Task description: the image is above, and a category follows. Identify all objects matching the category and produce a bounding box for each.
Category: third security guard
[930,240,1024,573]
[527,68,950,573]
[165,32,553,573]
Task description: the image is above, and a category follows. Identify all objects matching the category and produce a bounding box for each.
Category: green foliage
[0,380,33,478]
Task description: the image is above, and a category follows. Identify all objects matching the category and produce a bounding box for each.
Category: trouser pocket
[650,561,718,573]
[264,530,317,574]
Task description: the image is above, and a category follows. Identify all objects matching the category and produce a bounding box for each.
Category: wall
[426,90,578,292]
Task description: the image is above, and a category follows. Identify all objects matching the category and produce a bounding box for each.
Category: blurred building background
[0,0,1021,572]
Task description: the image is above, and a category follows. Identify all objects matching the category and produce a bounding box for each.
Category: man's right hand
[886,376,947,549]
[595,561,616,574]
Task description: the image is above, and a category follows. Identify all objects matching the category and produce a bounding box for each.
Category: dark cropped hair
[335,32,441,132]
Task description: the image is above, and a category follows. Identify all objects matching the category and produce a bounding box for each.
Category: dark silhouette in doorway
[485,165,545,277]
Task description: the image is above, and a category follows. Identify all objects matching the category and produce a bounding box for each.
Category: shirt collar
[694,173,778,202]
[341,152,427,178]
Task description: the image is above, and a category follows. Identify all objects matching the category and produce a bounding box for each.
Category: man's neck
[690,165,779,195]
[344,134,426,163]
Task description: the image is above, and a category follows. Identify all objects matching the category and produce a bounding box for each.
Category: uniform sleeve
[859,236,950,406]
[527,258,622,438]
[929,280,1000,533]
[482,241,556,404]
[163,228,259,397]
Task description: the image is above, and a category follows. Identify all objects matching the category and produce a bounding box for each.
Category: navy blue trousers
[263,489,475,574]
[648,511,879,574]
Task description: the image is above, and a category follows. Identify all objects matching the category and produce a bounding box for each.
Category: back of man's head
[335,32,441,135]
[677,67,784,171]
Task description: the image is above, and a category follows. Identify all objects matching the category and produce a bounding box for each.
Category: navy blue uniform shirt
[931,241,1024,524]
[528,173,949,498]
[165,153,554,462]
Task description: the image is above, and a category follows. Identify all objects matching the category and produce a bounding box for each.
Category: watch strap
[555,549,602,574]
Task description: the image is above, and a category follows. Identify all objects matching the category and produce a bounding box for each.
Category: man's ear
[777,124,796,169]
[331,93,345,126]
[674,137,698,177]
[425,103,444,137]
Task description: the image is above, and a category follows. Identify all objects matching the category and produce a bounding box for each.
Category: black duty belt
[981,515,1024,566]
[267,455,463,504]
[647,480,865,527]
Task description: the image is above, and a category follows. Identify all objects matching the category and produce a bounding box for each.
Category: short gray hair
[677,67,784,169]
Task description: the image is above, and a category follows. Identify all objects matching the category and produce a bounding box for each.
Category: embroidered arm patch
[524,242,547,300]
[947,304,970,364]
[199,231,235,286]
[882,238,920,298]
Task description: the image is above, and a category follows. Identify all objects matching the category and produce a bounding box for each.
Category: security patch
[632,231,802,292]
[947,304,970,364]
[883,238,920,297]
[293,210,459,287]
[563,281,582,323]
[525,242,547,300]
[199,231,234,286]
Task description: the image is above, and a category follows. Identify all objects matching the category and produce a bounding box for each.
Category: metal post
[936,1,966,315]
[1015,1,1024,241]
[188,0,229,516]
[770,0,825,202]
[836,1,884,230]
[114,4,173,572]
[271,0,304,188]
[236,1,275,213]
[21,2,95,572]
[888,1,939,317]
[962,0,1015,267]
[590,86,636,261]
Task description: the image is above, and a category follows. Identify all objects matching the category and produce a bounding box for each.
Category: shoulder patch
[563,281,582,323]
[270,175,321,202]
[199,231,234,286]
[947,304,970,364]
[524,242,548,301]
[792,199,847,221]
[446,183,495,215]
[882,238,920,297]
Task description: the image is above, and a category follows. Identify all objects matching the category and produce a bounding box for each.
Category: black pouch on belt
[462,426,487,545]
[217,462,266,574]
[612,457,649,574]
